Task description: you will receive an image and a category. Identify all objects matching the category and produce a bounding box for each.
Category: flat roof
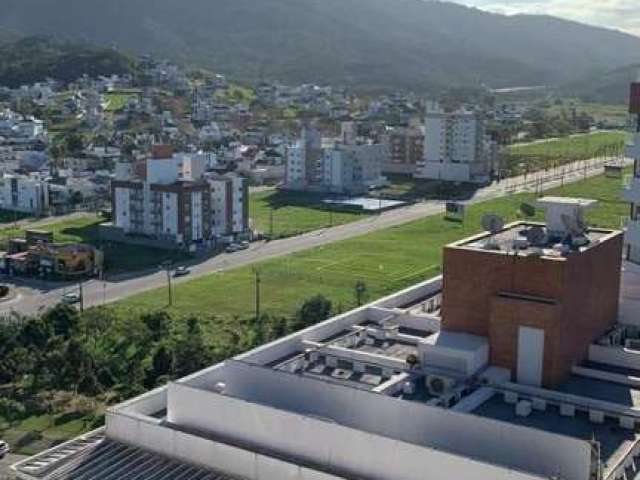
[536,196,598,209]
[557,375,640,408]
[472,394,639,474]
[452,222,614,257]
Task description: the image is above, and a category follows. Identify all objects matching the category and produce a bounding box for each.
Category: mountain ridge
[1,0,640,91]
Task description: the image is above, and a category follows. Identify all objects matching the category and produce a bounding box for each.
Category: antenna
[481,214,505,250]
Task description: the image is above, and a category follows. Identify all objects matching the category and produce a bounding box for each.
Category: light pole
[161,260,173,307]
[253,267,261,320]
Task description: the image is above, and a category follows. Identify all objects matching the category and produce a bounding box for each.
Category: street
[0,453,25,479]
[0,156,628,316]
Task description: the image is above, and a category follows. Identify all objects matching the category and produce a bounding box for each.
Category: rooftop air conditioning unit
[426,375,456,396]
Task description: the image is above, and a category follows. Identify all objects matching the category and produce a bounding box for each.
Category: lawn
[0,410,102,455]
[104,90,140,112]
[117,168,630,322]
[0,215,190,274]
[504,131,627,176]
[250,190,370,238]
[214,84,255,105]
[546,101,629,126]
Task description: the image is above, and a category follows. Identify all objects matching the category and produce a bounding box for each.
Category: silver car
[0,440,9,458]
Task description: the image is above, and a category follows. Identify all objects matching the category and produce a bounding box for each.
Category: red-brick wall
[440,231,623,387]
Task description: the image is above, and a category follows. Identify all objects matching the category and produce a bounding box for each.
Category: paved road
[0,156,629,316]
[0,453,26,479]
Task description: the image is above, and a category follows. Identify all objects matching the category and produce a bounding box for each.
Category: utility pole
[79,282,84,313]
[269,209,274,238]
[162,260,173,307]
[253,268,261,320]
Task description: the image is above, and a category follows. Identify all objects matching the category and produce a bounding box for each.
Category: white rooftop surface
[422,330,487,351]
[322,197,408,211]
[535,196,598,209]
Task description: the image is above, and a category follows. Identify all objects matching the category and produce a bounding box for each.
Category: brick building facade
[440,222,623,387]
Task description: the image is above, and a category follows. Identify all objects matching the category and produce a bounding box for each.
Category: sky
[450,0,640,37]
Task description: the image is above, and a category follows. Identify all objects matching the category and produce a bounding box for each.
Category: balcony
[626,220,640,248]
[623,176,640,203]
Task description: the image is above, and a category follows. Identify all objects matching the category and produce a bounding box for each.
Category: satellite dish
[526,226,547,246]
[520,202,536,218]
[481,214,505,234]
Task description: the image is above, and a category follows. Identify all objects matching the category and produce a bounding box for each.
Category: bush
[0,397,26,422]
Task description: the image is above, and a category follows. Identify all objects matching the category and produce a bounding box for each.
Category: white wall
[162,192,179,238]
[589,344,640,370]
[114,187,130,231]
[166,379,558,480]
[168,362,591,480]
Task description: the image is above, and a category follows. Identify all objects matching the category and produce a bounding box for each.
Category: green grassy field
[0,411,101,456]
[104,90,140,112]
[505,131,627,175]
[545,101,629,125]
[214,84,255,105]
[117,168,630,321]
[0,215,189,274]
[250,190,370,238]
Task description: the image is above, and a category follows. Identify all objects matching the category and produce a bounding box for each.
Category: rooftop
[472,393,639,475]
[451,221,615,258]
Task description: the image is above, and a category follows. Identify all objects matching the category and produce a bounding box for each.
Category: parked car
[238,241,250,250]
[174,266,191,277]
[0,440,9,458]
[225,244,240,253]
[62,292,81,304]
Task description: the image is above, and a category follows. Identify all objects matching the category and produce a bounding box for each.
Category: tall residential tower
[623,76,640,263]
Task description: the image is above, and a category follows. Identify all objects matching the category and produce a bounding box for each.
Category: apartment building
[322,142,388,194]
[416,101,495,183]
[16,196,640,480]
[285,123,388,194]
[0,174,50,215]
[284,126,322,188]
[623,78,640,264]
[111,146,248,249]
[382,121,424,174]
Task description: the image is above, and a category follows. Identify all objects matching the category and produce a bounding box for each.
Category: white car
[61,292,81,304]
[0,440,9,458]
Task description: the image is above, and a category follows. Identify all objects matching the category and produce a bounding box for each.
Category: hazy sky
[450,0,640,36]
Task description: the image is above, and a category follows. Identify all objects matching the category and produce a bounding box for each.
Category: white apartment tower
[623,78,640,263]
[416,101,494,183]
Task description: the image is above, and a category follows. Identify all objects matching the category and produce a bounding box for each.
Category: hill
[2,0,640,90]
[563,64,640,105]
[0,36,137,88]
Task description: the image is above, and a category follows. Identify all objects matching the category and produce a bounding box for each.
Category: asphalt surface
[0,453,25,479]
[0,157,627,316]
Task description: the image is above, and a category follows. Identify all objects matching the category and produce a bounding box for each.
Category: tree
[173,317,211,377]
[142,311,171,342]
[43,304,80,339]
[355,280,368,306]
[149,343,174,385]
[289,295,332,332]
